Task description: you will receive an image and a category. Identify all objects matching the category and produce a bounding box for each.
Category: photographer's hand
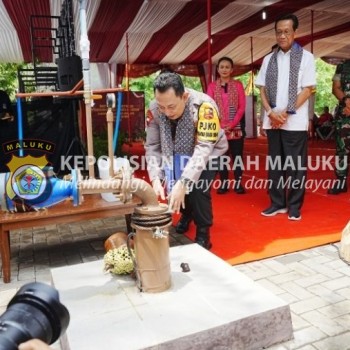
[18,339,52,350]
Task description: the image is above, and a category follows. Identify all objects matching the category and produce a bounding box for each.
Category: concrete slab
[51,244,293,350]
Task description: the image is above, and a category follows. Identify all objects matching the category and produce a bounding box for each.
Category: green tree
[0,63,23,99]
[314,59,337,114]
[237,58,338,116]
[127,73,157,109]
[128,72,202,109]
[2,59,338,115]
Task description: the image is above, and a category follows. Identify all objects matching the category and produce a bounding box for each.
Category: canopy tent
[1,0,350,84]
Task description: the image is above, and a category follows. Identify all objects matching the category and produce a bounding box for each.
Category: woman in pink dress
[207,57,246,194]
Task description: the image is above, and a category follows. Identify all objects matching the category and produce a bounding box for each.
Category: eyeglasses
[275,30,294,37]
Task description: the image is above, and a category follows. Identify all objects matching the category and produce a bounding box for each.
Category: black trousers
[218,137,244,183]
[180,168,217,229]
[266,129,308,210]
[334,117,350,178]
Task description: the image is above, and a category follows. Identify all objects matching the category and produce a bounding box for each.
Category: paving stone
[316,244,339,258]
[278,292,299,304]
[286,261,318,276]
[288,326,327,349]
[336,287,350,299]
[320,276,350,291]
[301,310,347,336]
[338,266,350,276]
[279,281,314,300]
[318,300,350,318]
[333,314,350,329]
[18,267,36,281]
[269,271,305,284]
[274,252,309,264]
[70,226,84,234]
[290,313,311,331]
[296,345,318,350]
[255,278,285,295]
[260,259,292,274]
[324,259,349,270]
[313,331,350,350]
[301,255,333,266]
[33,270,52,281]
[301,259,343,279]
[307,284,345,304]
[290,296,330,315]
[294,273,329,288]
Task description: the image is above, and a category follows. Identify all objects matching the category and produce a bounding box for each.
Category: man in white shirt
[255,13,316,221]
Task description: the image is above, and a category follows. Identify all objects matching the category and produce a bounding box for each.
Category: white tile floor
[1,219,350,349]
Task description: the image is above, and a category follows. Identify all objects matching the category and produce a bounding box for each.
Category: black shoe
[261,206,288,217]
[328,187,347,195]
[327,178,347,195]
[234,184,246,194]
[195,238,212,250]
[195,227,212,249]
[217,187,229,194]
[288,209,301,221]
[175,215,192,234]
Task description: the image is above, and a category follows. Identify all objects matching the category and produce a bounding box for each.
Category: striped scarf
[158,100,195,159]
[213,79,239,122]
[265,42,303,114]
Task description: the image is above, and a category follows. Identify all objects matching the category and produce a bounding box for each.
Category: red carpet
[125,138,345,265]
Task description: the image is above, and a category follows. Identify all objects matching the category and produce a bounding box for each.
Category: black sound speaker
[57,55,83,91]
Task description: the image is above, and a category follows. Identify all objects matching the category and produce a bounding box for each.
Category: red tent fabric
[1,0,350,76]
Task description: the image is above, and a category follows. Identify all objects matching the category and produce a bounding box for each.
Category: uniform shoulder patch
[197,102,220,142]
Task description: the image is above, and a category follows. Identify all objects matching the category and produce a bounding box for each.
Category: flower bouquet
[103,232,134,275]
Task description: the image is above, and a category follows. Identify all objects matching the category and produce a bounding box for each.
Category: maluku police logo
[13,165,46,199]
[5,155,52,210]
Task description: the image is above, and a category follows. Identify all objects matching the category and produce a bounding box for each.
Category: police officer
[328,59,350,194]
[145,72,228,249]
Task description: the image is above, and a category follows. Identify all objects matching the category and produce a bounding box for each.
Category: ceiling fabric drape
[3,0,52,62]
[1,0,350,76]
[0,2,23,62]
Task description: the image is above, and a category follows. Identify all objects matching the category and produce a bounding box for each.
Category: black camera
[0,282,70,350]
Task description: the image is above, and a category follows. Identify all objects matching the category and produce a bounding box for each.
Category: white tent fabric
[1,0,349,69]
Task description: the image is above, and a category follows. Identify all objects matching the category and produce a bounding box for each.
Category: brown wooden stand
[0,194,139,283]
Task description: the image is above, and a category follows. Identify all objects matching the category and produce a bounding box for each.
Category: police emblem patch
[197,102,220,142]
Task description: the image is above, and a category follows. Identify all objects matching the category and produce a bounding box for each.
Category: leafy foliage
[314,59,337,114]
[0,63,24,99]
[127,60,338,117]
[236,59,338,116]
[127,73,202,109]
[0,59,340,116]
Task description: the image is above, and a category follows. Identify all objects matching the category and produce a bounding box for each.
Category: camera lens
[0,282,69,350]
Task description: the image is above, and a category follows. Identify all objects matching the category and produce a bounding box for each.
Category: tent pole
[207,0,212,84]
[126,33,131,146]
[250,36,256,137]
[79,0,94,178]
[311,10,314,54]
